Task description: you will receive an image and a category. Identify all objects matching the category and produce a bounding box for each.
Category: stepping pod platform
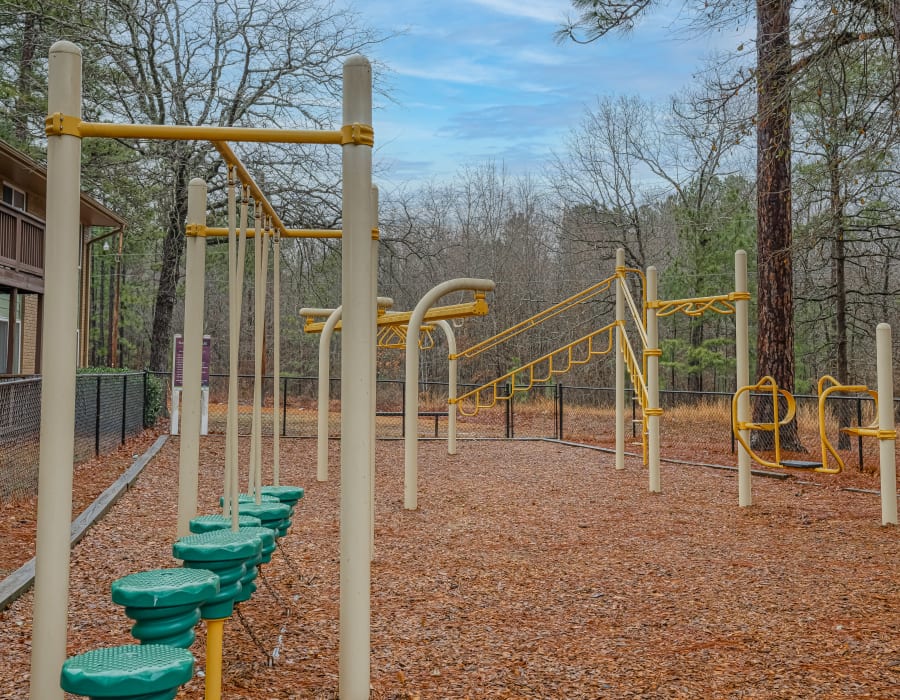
[60,644,194,700]
[189,513,262,533]
[111,568,220,648]
[173,530,262,619]
[226,494,292,538]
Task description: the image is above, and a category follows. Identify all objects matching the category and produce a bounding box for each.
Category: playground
[5,35,897,700]
[1,435,898,698]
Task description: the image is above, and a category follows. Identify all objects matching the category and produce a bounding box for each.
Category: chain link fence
[0,372,149,501]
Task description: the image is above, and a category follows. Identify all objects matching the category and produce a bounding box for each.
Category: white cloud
[466,0,570,24]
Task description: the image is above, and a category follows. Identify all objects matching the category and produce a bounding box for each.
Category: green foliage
[142,373,164,428]
[661,337,735,382]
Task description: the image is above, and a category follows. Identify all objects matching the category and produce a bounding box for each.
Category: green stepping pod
[261,485,304,534]
[189,513,261,534]
[260,484,304,509]
[240,526,277,564]
[233,525,277,604]
[235,500,291,540]
[173,530,261,620]
[111,568,219,648]
[60,644,193,700]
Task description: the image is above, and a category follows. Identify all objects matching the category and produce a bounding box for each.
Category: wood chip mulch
[0,436,898,699]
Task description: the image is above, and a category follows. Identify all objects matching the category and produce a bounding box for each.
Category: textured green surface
[111,568,219,608]
[60,644,193,698]
[172,530,262,562]
[236,501,290,521]
[260,484,305,504]
[189,514,262,533]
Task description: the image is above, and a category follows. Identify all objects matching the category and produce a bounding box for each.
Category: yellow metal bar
[731,376,796,469]
[817,375,881,474]
[649,291,751,318]
[452,275,618,360]
[213,141,288,240]
[58,116,341,144]
[205,226,343,239]
[452,322,617,417]
[304,295,488,333]
[204,617,226,700]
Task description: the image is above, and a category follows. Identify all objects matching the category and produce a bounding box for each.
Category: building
[0,140,125,375]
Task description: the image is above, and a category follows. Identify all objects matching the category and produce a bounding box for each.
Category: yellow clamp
[45,112,82,137]
[644,348,663,357]
[371,227,380,240]
[185,223,207,238]
[340,123,374,146]
[644,408,664,416]
[878,429,897,441]
[729,291,751,302]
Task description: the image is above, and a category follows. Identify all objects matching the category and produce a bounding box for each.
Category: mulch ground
[0,435,898,698]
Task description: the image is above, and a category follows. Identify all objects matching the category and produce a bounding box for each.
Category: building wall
[21,294,38,374]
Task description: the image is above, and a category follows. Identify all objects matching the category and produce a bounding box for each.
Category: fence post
[504,382,511,439]
[121,373,128,445]
[856,396,863,471]
[557,384,564,440]
[282,376,288,437]
[94,374,102,457]
[143,370,148,423]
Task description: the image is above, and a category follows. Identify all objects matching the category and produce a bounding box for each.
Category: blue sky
[353,0,746,186]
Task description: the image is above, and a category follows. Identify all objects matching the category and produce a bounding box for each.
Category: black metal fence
[153,371,897,473]
[0,372,148,500]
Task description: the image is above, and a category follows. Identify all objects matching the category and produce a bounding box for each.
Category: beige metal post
[615,248,625,470]
[339,54,373,700]
[405,278,495,510]
[876,323,897,526]
[30,40,83,700]
[370,186,379,560]
[735,250,752,507]
[226,187,250,527]
[434,320,458,455]
[176,178,208,536]
[249,216,268,502]
[646,266,661,493]
[273,230,281,485]
[316,306,342,482]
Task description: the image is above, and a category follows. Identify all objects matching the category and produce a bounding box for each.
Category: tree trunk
[148,163,190,372]
[753,0,804,452]
[829,155,851,448]
[14,11,35,144]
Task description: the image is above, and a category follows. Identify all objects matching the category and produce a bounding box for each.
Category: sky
[353,0,747,187]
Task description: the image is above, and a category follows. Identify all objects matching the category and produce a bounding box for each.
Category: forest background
[0,0,898,397]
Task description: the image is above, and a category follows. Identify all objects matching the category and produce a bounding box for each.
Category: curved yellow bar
[817,375,879,474]
[731,376,796,469]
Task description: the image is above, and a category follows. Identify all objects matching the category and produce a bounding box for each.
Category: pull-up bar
[46,113,373,146]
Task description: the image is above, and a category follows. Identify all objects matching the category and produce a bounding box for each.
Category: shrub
[143,372,164,428]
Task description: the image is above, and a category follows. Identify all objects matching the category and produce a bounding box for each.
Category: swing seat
[779,459,823,469]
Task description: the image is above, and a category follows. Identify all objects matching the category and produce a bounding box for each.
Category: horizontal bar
[78,121,343,145]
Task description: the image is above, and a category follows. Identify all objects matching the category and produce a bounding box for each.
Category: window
[0,294,22,374]
[2,183,26,211]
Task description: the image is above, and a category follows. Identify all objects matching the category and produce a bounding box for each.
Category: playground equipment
[173,529,264,699]
[731,323,896,525]
[448,250,753,504]
[33,41,375,700]
[60,645,195,700]
[403,278,495,510]
[301,289,490,482]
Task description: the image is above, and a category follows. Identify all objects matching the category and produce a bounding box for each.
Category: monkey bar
[453,322,618,416]
[302,292,489,333]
